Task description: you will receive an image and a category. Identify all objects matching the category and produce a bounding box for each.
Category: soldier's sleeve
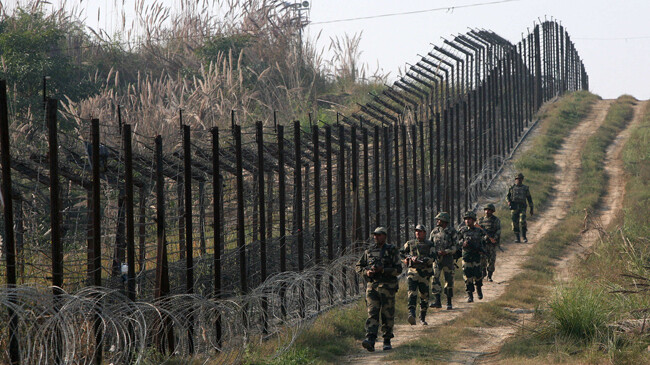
[356,251,367,275]
[383,245,402,277]
[506,186,512,203]
[495,217,501,242]
[399,242,408,259]
[526,186,534,207]
[447,230,459,255]
[422,240,435,264]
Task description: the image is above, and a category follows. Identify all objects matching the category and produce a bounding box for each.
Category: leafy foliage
[0,9,99,117]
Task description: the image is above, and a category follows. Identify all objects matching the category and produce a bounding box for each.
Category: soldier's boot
[445,288,454,310]
[408,308,416,325]
[446,295,453,310]
[477,284,483,300]
[487,271,493,282]
[383,338,392,351]
[432,294,442,308]
[419,310,428,325]
[467,291,474,303]
[514,233,521,243]
[362,337,375,352]
[522,230,528,243]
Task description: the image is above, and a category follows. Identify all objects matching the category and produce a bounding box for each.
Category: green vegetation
[242,301,367,364]
[0,9,100,119]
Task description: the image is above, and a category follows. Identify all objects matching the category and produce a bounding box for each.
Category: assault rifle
[405,255,427,268]
[474,222,504,252]
[367,257,384,278]
[463,238,488,255]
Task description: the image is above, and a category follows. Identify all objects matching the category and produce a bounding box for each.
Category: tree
[0,9,98,118]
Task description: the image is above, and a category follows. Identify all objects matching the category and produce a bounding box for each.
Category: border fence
[0,20,587,364]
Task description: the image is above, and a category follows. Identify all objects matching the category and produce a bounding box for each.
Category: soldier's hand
[365,269,374,277]
[490,237,497,244]
[463,241,469,248]
[438,250,445,257]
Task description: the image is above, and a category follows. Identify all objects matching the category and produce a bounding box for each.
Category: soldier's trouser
[431,263,454,296]
[481,245,497,276]
[365,284,396,340]
[510,206,527,234]
[407,272,431,311]
[463,259,483,293]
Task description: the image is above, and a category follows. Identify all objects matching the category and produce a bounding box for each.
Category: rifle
[367,257,384,278]
[366,244,387,280]
[463,238,488,255]
[474,222,503,252]
[405,255,427,268]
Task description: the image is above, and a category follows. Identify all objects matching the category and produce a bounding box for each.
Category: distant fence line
[0,20,587,364]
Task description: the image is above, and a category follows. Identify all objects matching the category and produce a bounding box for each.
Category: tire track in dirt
[555,100,647,283]
[344,99,613,365]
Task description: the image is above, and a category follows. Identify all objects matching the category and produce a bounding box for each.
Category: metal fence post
[1,79,20,365]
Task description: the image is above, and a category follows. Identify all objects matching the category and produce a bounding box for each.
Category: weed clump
[549,282,609,340]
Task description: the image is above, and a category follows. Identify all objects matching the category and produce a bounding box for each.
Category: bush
[549,282,610,340]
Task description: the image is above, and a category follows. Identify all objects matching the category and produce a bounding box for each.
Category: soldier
[356,227,403,352]
[429,212,458,310]
[400,224,436,326]
[506,172,534,242]
[458,211,487,303]
[478,203,501,282]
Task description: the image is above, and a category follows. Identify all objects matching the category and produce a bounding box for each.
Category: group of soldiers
[355,173,534,352]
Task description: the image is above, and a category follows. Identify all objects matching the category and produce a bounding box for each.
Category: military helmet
[515,172,524,180]
[434,212,451,223]
[484,203,496,212]
[415,224,427,232]
[463,211,477,220]
[372,226,388,235]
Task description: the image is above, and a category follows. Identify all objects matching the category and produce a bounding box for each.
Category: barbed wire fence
[0,20,587,364]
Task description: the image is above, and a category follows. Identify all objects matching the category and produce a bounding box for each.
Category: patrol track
[344,99,614,365]
[556,99,648,283]
[471,100,647,364]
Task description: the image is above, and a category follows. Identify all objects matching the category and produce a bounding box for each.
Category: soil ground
[344,99,646,365]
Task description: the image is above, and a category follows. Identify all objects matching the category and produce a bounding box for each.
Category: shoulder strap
[379,243,387,260]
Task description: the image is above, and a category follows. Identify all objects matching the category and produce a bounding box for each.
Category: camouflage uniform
[477,214,501,280]
[356,241,402,343]
[507,178,533,241]
[458,219,487,301]
[429,225,458,302]
[400,237,436,316]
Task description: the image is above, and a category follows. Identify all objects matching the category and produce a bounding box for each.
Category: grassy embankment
[240,91,600,364]
[496,96,650,364]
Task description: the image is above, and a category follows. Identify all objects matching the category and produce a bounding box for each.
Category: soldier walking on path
[459,211,487,303]
[506,172,534,242]
[356,227,403,352]
[400,224,436,326]
[478,203,501,282]
[429,212,458,310]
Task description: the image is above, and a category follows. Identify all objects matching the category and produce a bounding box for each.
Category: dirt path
[344,99,614,365]
[473,99,646,364]
[556,100,647,283]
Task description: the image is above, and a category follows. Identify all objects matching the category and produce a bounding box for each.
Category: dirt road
[344,98,637,365]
